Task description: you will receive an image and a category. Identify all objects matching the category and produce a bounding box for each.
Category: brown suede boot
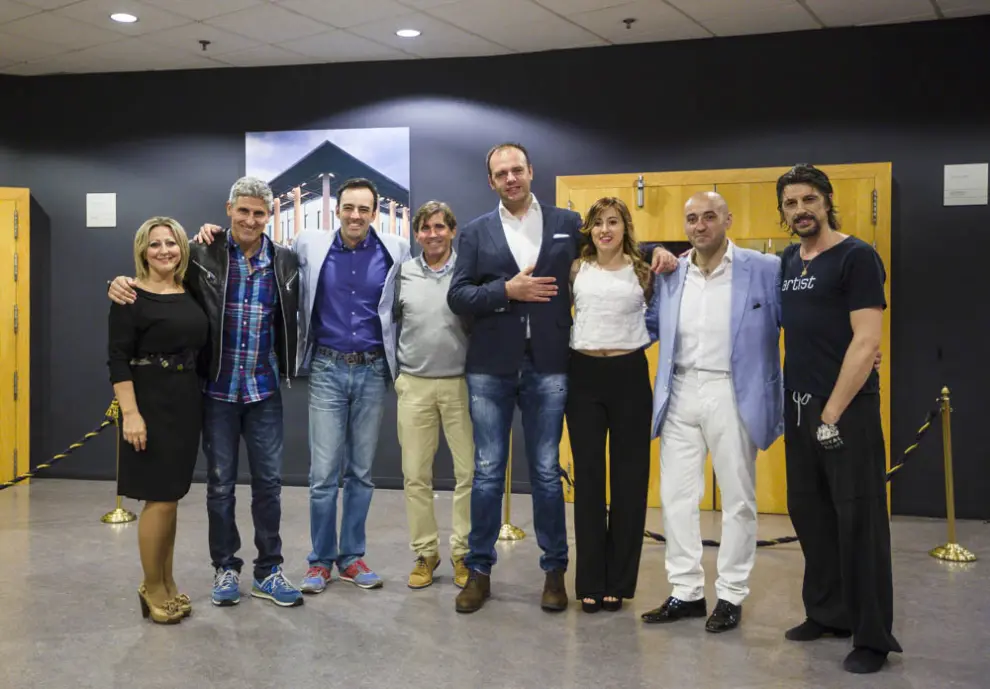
[454,570,490,613]
[541,570,568,612]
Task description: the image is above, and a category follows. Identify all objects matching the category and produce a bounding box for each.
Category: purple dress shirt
[312,230,389,353]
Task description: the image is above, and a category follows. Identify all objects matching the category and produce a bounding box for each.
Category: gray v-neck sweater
[394,253,470,377]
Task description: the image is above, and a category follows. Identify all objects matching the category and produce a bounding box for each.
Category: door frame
[556,163,893,513]
[0,187,30,486]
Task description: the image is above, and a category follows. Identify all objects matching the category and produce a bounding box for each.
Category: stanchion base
[498,523,525,541]
[101,507,137,524]
[929,542,977,562]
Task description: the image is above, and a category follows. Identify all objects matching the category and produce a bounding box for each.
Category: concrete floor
[1,479,987,689]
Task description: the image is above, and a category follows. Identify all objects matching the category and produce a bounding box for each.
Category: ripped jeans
[203,392,285,582]
[464,350,570,575]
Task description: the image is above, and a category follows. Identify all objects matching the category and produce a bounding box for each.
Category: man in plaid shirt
[110,177,304,608]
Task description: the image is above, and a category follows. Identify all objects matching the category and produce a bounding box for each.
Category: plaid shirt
[203,232,280,403]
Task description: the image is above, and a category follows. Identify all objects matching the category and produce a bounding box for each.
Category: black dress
[108,287,208,502]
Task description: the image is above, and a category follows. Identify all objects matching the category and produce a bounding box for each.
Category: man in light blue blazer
[640,190,783,634]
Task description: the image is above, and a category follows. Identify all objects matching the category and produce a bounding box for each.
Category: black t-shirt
[780,236,887,397]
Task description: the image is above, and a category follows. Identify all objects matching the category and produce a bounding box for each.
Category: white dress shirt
[499,194,543,272]
[499,194,543,337]
[675,240,734,372]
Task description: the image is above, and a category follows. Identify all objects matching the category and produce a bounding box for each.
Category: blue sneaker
[339,559,383,589]
[212,567,241,606]
[300,565,332,594]
[251,566,304,607]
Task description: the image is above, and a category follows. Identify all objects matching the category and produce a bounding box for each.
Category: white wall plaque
[86,193,117,227]
[944,163,988,206]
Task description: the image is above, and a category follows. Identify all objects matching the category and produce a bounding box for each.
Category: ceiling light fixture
[396,29,421,38]
[110,12,138,23]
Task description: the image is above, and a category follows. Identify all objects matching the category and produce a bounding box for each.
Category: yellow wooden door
[559,183,717,511]
[0,190,29,486]
[0,199,14,484]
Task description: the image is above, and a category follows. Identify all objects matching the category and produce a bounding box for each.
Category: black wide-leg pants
[784,391,902,654]
[566,349,652,600]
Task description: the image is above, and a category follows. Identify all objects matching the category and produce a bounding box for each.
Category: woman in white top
[566,197,653,613]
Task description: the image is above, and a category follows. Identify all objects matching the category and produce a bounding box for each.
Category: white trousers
[659,369,758,606]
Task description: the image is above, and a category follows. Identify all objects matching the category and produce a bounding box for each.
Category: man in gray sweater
[393,200,474,589]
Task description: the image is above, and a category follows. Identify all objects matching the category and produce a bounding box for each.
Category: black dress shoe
[705,599,742,633]
[843,648,888,674]
[641,596,707,623]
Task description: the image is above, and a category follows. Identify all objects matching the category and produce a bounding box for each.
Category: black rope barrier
[0,399,952,545]
[885,405,940,481]
[645,403,943,548]
[0,402,118,491]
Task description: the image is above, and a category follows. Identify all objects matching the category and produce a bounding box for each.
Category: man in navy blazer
[641,190,783,633]
[447,142,674,614]
[446,143,580,614]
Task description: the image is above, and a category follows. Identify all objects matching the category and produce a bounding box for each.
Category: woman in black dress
[108,216,208,624]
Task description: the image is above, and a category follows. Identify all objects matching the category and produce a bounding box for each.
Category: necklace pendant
[801,267,807,277]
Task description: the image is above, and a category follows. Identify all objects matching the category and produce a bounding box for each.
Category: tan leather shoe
[541,570,568,612]
[451,556,469,589]
[454,570,490,613]
[407,554,440,589]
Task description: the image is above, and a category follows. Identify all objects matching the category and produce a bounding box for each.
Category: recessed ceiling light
[396,29,421,38]
[110,12,138,24]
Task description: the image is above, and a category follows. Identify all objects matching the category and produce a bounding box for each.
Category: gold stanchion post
[929,387,976,562]
[498,432,525,541]
[101,399,136,524]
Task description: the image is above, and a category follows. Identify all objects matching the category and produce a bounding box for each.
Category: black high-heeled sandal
[602,596,622,612]
[581,596,603,613]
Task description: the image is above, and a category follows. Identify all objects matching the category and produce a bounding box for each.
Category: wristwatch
[816,422,843,450]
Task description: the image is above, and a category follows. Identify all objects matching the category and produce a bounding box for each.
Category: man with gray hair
[108,176,304,609]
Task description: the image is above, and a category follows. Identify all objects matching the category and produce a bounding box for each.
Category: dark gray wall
[1,16,989,518]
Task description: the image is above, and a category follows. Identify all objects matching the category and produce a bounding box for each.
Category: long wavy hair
[579,197,653,300]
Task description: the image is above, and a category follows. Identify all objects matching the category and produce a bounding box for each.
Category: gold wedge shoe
[137,585,183,624]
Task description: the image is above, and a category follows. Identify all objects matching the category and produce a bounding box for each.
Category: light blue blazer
[294,228,411,381]
[645,243,784,451]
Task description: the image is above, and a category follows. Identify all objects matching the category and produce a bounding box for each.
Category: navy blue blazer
[447,203,583,376]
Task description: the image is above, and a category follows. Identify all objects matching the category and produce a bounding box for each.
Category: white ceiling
[0,0,987,76]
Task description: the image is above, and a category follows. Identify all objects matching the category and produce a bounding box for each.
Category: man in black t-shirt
[777,164,902,674]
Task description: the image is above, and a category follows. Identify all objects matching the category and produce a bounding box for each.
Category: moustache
[792,214,816,224]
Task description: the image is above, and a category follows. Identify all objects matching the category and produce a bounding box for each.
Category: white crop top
[570,260,650,351]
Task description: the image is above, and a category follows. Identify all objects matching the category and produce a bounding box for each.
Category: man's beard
[789,213,821,238]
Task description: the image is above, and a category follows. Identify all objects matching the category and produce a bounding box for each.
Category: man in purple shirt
[295,178,411,592]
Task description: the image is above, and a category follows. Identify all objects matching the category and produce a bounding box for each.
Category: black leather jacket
[186,232,300,385]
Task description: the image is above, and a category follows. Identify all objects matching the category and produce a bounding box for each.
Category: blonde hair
[133,216,190,285]
[579,197,653,301]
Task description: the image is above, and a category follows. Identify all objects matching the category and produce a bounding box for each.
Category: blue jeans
[465,351,569,575]
[203,391,284,582]
[307,351,388,569]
